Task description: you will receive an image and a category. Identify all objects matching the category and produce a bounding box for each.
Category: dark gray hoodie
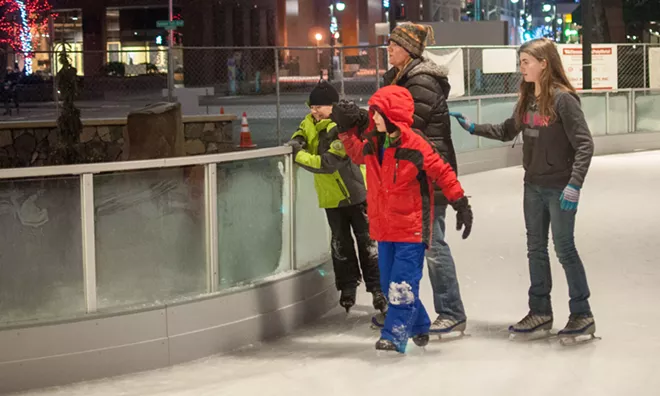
[472,90,594,189]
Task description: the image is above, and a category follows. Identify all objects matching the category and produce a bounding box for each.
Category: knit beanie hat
[308,80,339,106]
[389,23,435,58]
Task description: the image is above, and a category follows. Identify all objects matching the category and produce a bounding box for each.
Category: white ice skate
[557,314,599,346]
[508,312,554,341]
[429,317,468,340]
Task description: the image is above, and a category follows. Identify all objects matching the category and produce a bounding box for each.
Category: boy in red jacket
[331,85,473,353]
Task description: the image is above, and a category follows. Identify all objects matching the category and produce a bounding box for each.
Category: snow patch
[388,281,414,305]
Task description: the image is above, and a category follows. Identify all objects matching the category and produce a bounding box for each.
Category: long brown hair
[515,38,576,129]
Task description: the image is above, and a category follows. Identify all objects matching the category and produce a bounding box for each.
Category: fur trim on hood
[407,57,449,79]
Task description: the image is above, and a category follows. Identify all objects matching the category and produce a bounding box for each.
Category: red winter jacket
[339,85,465,246]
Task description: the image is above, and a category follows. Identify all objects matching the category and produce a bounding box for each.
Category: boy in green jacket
[287,80,386,313]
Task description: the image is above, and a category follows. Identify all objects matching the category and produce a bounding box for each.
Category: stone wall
[0,115,236,168]
[183,116,236,155]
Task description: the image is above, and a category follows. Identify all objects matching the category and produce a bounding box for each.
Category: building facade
[31,0,390,83]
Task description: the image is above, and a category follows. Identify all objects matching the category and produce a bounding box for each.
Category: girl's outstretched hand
[449,112,475,134]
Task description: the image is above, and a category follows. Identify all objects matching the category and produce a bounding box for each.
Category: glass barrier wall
[635,91,660,132]
[294,169,331,270]
[0,176,84,324]
[217,155,290,289]
[94,167,207,310]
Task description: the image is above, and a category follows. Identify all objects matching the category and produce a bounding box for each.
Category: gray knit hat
[389,23,435,58]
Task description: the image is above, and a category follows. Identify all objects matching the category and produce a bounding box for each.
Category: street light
[315,33,323,72]
[336,2,346,11]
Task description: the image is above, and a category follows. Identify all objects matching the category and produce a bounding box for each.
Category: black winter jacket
[383,57,456,204]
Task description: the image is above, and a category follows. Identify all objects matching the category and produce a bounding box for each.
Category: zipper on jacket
[336,178,351,204]
[393,159,399,184]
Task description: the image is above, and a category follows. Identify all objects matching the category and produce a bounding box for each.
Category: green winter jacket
[290,114,367,209]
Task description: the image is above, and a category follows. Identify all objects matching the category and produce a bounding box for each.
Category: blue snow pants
[378,241,431,352]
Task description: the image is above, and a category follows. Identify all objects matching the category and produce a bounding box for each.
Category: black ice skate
[371,290,387,313]
[558,314,599,345]
[508,312,554,341]
[375,338,400,354]
[411,333,430,348]
[339,287,357,313]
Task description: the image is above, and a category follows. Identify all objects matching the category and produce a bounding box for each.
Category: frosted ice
[17,151,660,396]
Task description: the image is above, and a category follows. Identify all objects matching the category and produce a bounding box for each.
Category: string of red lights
[0,0,52,54]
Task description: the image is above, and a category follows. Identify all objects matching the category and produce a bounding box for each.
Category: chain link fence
[2,43,658,145]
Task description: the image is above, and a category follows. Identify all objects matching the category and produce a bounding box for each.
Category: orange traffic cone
[220,106,225,115]
[238,112,257,149]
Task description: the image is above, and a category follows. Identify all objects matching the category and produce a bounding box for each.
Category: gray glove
[285,139,304,157]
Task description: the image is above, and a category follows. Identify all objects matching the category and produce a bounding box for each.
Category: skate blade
[431,330,472,342]
[508,329,553,342]
[559,333,600,346]
[376,349,405,357]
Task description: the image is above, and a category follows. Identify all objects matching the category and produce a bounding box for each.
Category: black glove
[331,100,362,133]
[356,108,370,135]
[450,196,473,240]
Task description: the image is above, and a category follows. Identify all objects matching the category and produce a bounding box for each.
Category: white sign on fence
[423,49,465,98]
[482,48,518,74]
[649,47,660,89]
[558,44,618,90]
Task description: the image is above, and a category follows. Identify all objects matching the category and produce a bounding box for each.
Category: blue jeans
[379,242,431,352]
[425,204,466,321]
[524,182,591,316]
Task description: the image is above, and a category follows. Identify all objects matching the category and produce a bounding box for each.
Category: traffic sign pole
[168,0,175,102]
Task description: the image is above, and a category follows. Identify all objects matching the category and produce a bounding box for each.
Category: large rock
[126,102,185,160]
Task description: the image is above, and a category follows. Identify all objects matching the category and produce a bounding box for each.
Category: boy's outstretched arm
[337,127,367,165]
[419,140,464,203]
[332,101,369,165]
[419,140,473,239]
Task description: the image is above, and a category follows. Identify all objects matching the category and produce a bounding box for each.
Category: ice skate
[429,317,467,340]
[411,333,430,348]
[375,338,402,355]
[558,314,599,345]
[339,287,356,313]
[370,311,386,329]
[508,312,554,341]
[371,290,388,313]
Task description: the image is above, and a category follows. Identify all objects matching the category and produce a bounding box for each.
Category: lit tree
[0,0,52,74]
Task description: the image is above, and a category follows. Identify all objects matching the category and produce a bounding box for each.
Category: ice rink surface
[18,150,660,396]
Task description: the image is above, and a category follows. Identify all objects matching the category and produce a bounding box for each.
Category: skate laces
[516,313,551,328]
[565,314,594,329]
[433,318,458,328]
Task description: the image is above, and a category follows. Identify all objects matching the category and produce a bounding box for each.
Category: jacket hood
[367,85,415,133]
[405,58,451,98]
[407,57,449,79]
